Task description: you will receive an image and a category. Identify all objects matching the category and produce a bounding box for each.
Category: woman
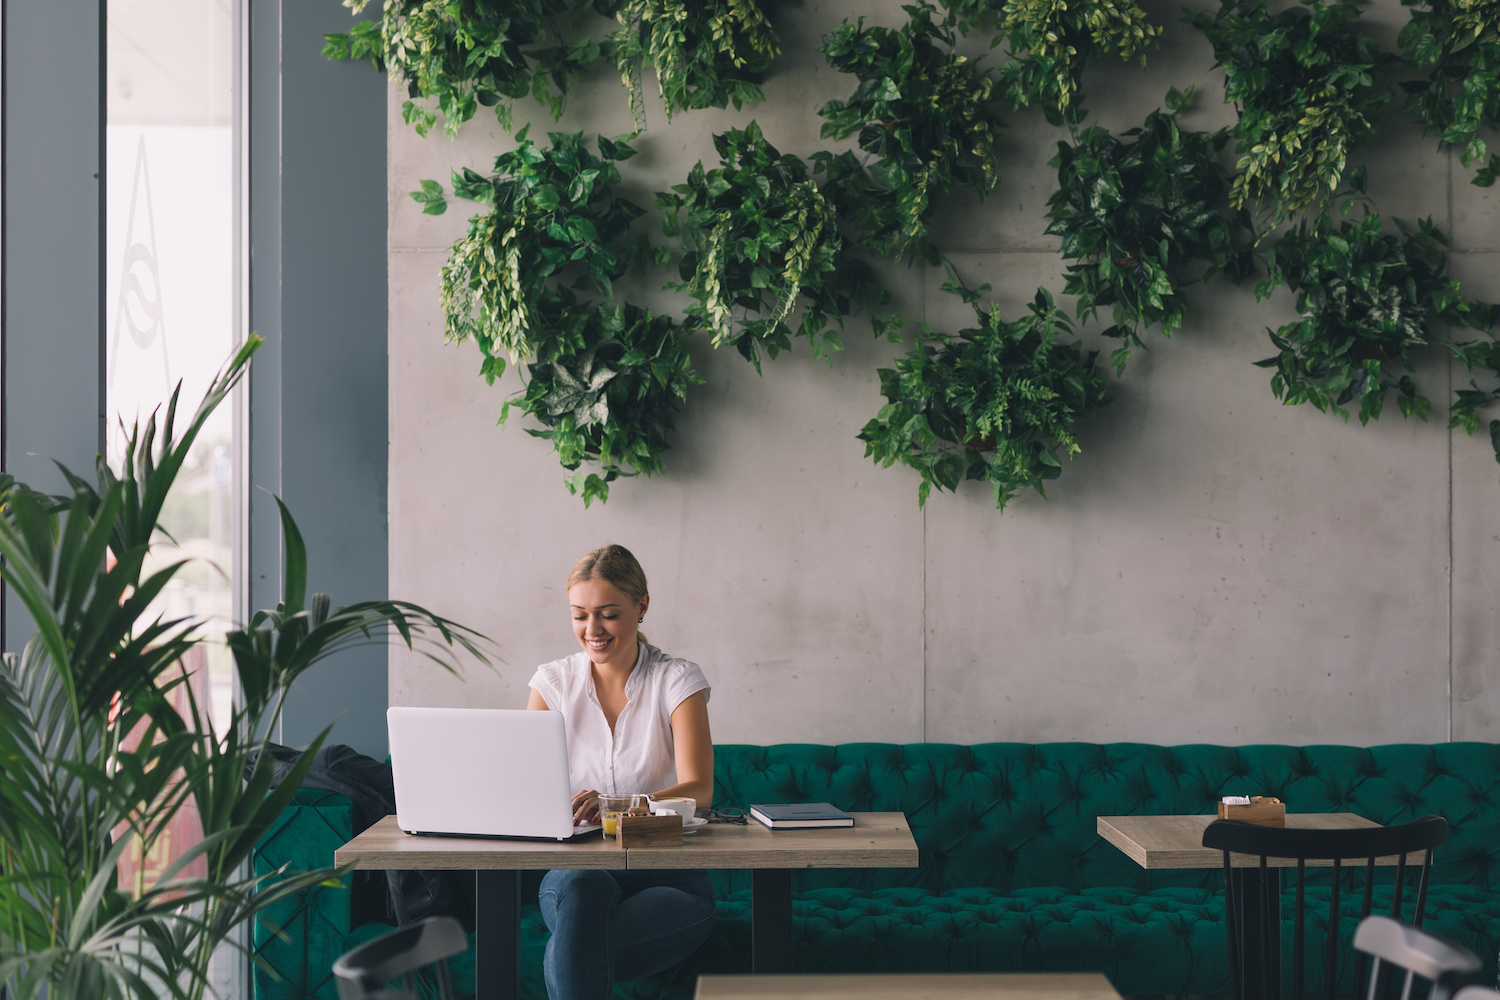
[526,544,716,1000]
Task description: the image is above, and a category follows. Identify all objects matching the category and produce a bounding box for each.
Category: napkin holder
[1217,796,1285,826]
[618,814,683,847]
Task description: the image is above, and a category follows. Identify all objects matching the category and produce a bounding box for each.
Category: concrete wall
[386,0,1500,746]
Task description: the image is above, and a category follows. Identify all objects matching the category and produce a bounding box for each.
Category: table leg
[1235,866,1283,1000]
[475,870,520,1000]
[751,869,793,974]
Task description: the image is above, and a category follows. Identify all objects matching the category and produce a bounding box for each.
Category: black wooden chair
[331,915,468,1000]
[1202,815,1450,1000]
[1353,915,1481,1000]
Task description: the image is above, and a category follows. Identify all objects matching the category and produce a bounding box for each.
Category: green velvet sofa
[251,742,1500,999]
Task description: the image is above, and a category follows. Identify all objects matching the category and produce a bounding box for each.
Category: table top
[628,811,918,870]
[336,812,919,872]
[694,972,1122,1000]
[1096,813,1425,870]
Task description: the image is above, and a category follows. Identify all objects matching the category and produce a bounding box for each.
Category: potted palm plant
[0,337,486,1000]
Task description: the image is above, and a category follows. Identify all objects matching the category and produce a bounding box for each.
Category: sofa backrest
[712,743,1500,895]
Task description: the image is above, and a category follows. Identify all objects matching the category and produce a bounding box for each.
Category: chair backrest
[331,915,468,1000]
[1201,815,1449,1000]
[1354,915,1481,1000]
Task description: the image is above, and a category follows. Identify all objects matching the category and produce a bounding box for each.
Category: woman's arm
[526,689,549,710]
[651,690,714,806]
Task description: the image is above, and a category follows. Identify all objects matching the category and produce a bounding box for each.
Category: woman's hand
[572,788,601,826]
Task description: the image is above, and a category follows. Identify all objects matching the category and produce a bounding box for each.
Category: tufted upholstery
[252,743,1500,999]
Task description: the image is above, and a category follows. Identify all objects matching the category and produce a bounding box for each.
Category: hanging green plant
[1044,91,1254,374]
[815,3,1005,262]
[860,274,1113,510]
[427,129,657,379]
[324,0,606,137]
[1254,206,1497,424]
[501,288,702,506]
[607,0,779,130]
[1450,336,1500,467]
[1187,0,1390,221]
[654,122,887,371]
[1397,0,1500,184]
[938,0,1160,122]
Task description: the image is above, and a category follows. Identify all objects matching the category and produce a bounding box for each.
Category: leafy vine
[655,122,887,370]
[1398,0,1500,183]
[1188,0,1391,222]
[324,0,605,137]
[815,3,1005,262]
[860,275,1113,510]
[608,0,780,129]
[502,288,702,506]
[1044,92,1253,374]
[940,0,1161,121]
[1255,206,1497,424]
[427,129,655,375]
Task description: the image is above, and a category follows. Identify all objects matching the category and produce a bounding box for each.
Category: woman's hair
[567,544,650,644]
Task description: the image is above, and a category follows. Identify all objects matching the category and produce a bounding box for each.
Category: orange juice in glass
[599,793,644,838]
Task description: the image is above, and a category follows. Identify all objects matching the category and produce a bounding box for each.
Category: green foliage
[655,122,887,370]
[0,341,486,1000]
[1450,335,1500,467]
[324,0,605,137]
[1045,94,1254,374]
[608,0,779,129]
[940,0,1161,120]
[501,289,702,506]
[1398,0,1500,182]
[816,3,1005,262]
[1188,0,1391,221]
[434,129,654,378]
[860,277,1113,511]
[1254,210,1497,423]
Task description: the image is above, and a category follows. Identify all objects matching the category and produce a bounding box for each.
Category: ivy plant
[1450,336,1500,467]
[815,3,1005,262]
[427,129,656,378]
[1397,0,1500,184]
[655,122,887,370]
[608,0,780,129]
[860,275,1113,511]
[1044,91,1254,374]
[324,0,605,137]
[1254,207,1498,424]
[501,288,702,506]
[939,0,1161,121]
[1188,0,1391,221]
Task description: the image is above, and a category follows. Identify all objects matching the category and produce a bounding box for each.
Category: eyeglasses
[707,807,747,825]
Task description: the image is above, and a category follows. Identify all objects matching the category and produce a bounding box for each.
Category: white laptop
[387,707,601,840]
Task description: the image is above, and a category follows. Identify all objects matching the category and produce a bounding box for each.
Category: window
[105,0,245,994]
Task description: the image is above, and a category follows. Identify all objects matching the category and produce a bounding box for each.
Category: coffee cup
[649,796,696,826]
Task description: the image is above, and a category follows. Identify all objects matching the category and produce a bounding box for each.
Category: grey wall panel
[250,0,389,756]
[2,0,105,652]
[368,0,1495,745]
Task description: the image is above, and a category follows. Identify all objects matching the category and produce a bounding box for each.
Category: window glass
[105,1,243,993]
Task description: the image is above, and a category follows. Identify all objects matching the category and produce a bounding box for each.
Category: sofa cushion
[712,743,1500,897]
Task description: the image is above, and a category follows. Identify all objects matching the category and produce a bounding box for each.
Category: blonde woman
[525,544,715,1000]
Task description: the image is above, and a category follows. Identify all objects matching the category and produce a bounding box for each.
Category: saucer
[682,816,708,834]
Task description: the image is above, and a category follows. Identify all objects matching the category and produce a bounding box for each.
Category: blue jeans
[537,868,715,1000]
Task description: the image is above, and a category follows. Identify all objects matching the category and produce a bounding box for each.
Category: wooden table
[1095,813,1412,1000]
[337,813,919,1000]
[695,972,1122,1000]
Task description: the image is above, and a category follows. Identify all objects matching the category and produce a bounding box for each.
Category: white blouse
[527,642,711,796]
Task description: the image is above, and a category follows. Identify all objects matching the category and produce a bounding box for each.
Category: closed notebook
[749,803,854,829]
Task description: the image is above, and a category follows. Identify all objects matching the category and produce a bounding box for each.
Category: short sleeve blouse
[527,642,710,796]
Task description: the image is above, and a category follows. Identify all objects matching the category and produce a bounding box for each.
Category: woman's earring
[638,617,645,623]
